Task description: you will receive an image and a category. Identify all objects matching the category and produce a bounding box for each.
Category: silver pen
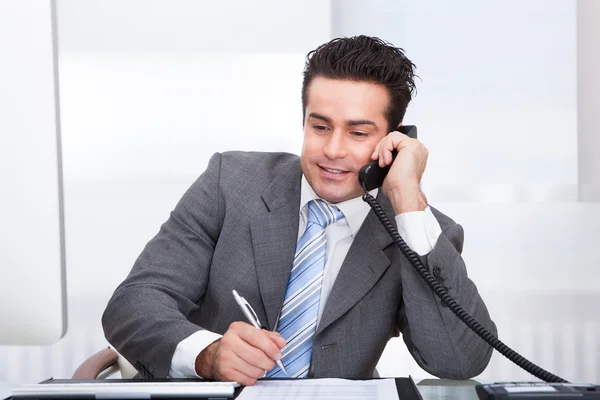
[232,289,288,375]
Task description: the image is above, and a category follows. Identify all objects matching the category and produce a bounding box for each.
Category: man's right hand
[195,321,286,386]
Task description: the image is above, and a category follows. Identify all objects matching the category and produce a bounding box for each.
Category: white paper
[236,378,399,400]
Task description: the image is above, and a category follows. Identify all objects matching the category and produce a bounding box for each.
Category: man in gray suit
[102,35,496,385]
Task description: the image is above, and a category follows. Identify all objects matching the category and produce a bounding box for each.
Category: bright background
[1,0,599,384]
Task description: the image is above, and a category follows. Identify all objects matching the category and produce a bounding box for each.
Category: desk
[230,378,482,399]
[228,378,481,399]
[2,379,482,400]
[417,378,480,400]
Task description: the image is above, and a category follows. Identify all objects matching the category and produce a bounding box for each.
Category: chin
[313,182,357,204]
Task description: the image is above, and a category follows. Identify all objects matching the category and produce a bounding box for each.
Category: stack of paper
[237,378,399,400]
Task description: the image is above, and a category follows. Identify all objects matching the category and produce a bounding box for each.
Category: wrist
[386,184,428,214]
[195,338,220,379]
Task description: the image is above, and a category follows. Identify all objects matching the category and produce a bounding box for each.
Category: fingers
[229,334,278,371]
[228,370,257,387]
[234,322,284,362]
[229,322,281,368]
[215,356,259,386]
[372,131,412,167]
[217,346,267,382]
[213,321,284,386]
[381,136,397,166]
[264,330,286,349]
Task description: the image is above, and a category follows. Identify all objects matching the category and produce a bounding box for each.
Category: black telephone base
[476,382,600,399]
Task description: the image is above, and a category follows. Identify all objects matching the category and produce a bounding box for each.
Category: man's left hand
[371,129,429,214]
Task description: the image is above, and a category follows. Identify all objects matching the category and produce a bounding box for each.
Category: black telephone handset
[357,124,577,391]
[358,125,417,191]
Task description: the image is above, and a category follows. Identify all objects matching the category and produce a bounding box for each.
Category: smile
[318,165,352,179]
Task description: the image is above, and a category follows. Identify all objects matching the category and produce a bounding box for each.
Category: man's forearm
[170,330,223,378]
[387,185,428,214]
[102,285,203,379]
[195,339,220,378]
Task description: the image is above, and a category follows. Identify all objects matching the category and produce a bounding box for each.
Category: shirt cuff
[169,330,223,378]
[394,206,443,256]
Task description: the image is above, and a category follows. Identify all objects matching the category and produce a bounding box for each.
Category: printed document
[237,378,399,400]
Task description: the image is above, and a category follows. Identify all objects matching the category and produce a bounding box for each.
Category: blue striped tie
[266,199,344,378]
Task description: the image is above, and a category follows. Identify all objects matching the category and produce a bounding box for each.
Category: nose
[322,131,347,160]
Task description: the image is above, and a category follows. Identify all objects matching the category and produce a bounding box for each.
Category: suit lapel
[316,192,395,336]
[250,158,302,330]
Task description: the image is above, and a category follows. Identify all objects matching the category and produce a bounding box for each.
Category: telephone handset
[357,124,570,387]
[358,125,417,191]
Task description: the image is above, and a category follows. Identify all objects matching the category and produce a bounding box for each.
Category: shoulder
[212,151,301,213]
[217,151,300,179]
[219,151,299,168]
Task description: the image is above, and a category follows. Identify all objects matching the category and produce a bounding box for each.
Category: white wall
[333,0,599,383]
[334,0,577,185]
[0,0,66,346]
[1,0,598,385]
[578,0,600,200]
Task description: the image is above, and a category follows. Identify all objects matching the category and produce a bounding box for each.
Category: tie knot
[307,199,345,229]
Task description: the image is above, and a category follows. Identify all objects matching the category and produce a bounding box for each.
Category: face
[301,77,390,203]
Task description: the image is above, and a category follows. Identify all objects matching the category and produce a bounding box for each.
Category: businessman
[102,35,496,385]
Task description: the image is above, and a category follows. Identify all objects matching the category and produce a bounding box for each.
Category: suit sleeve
[396,206,497,379]
[101,152,224,379]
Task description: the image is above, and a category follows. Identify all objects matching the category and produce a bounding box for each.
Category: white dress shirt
[169,176,443,378]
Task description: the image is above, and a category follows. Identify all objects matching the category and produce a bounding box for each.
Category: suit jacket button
[440,286,450,307]
[432,266,441,277]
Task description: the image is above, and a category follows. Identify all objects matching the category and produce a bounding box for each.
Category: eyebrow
[308,112,378,128]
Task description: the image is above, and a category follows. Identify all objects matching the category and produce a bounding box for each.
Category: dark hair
[302,35,417,131]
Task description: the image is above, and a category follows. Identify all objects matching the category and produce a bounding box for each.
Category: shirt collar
[300,175,378,238]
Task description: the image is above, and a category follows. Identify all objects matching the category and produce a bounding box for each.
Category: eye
[313,125,330,132]
[350,131,368,138]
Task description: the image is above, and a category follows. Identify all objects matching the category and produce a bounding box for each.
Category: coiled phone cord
[362,191,568,383]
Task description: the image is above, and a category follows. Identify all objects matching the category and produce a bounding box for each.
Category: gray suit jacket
[102,151,496,380]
